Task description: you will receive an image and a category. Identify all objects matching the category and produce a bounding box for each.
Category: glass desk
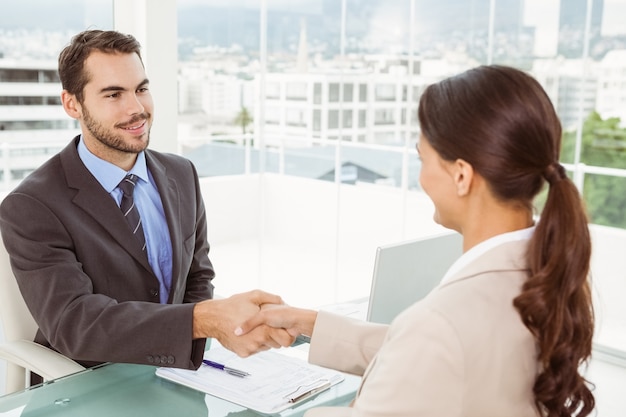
[0,358,360,416]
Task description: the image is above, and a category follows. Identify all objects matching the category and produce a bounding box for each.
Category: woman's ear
[452,159,474,197]
[61,90,81,119]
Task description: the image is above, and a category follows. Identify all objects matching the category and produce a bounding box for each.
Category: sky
[2,0,625,59]
[0,0,112,31]
[178,0,324,12]
[4,0,626,37]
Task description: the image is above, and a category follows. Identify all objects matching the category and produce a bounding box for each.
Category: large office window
[1,0,625,360]
[0,0,113,190]
[174,0,626,357]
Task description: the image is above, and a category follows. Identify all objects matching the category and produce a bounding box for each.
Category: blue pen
[202,359,250,378]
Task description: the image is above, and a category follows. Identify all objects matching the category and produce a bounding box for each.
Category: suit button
[167,356,175,365]
[150,289,159,297]
[160,356,168,364]
[147,355,154,364]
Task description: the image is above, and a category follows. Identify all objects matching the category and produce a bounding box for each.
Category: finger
[259,328,292,350]
[256,344,271,353]
[264,338,281,349]
[244,341,271,356]
[287,328,300,338]
[260,302,286,311]
[231,339,270,357]
[270,329,296,348]
[250,289,284,306]
[234,312,266,336]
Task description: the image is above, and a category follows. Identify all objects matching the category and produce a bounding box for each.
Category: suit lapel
[145,151,182,303]
[60,137,154,274]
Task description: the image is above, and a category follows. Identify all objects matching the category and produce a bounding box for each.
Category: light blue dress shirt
[77,137,173,304]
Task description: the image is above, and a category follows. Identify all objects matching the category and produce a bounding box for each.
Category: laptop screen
[366,232,463,324]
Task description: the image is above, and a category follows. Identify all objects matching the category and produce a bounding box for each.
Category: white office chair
[0,238,85,395]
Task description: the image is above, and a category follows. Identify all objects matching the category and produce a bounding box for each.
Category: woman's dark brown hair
[418,65,594,416]
[58,30,143,104]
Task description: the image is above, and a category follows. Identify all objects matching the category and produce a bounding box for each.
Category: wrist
[192,300,217,339]
[297,309,318,337]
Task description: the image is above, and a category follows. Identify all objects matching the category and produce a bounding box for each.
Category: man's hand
[234,304,318,339]
[192,290,295,357]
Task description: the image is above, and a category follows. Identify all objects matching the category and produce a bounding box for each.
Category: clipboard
[155,345,345,415]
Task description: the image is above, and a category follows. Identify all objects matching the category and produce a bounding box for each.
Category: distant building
[318,161,387,185]
[532,58,598,131]
[0,59,73,190]
[256,59,448,148]
[183,141,422,189]
[259,70,403,146]
[596,50,626,124]
[178,59,255,143]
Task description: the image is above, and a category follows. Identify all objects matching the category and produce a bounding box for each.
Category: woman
[237,65,595,417]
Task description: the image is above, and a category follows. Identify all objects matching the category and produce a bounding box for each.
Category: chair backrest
[0,236,86,396]
[0,236,39,394]
[0,238,38,345]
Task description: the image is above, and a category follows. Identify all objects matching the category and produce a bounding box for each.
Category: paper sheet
[156,346,344,415]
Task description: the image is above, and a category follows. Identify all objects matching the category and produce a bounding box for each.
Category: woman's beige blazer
[306,240,541,417]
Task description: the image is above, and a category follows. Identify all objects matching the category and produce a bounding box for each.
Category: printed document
[155,345,345,415]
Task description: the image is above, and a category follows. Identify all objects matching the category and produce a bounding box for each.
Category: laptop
[366,231,463,324]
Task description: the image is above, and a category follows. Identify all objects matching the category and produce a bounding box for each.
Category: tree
[561,111,626,228]
[234,107,253,135]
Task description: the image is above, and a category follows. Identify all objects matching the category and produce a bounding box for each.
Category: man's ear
[61,90,81,119]
[452,159,474,197]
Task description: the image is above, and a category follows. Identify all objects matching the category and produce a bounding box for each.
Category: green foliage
[560,111,626,228]
[234,107,253,134]
[583,174,626,227]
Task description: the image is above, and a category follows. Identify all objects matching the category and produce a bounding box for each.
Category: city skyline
[1,0,626,62]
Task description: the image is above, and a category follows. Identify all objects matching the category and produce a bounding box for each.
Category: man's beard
[83,105,151,154]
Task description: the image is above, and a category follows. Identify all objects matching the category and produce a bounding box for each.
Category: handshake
[192,290,318,357]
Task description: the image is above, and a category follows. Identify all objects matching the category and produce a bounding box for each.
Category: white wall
[590,224,626,350]
[0,351,4,396]
[200,174,446,307]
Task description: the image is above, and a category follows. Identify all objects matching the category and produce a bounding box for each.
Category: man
[0,30,293,374]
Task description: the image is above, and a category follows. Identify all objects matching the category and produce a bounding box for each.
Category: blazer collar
[439,239,530,289]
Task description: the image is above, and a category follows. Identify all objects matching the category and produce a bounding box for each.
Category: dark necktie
[118,174,146,251]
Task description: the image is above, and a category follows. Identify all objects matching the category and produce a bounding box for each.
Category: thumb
[234,312,266,336]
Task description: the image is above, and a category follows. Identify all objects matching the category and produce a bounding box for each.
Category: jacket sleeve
[305,306,465,417]
[308,311,388,376]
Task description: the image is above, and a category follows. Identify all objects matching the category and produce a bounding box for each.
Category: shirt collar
[440,225,535,286]
[77,135,149,192]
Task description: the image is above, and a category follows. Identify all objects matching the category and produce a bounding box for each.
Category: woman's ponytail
[514,167,595,417]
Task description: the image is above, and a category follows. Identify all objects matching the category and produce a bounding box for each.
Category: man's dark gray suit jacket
[0,136,215,370]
